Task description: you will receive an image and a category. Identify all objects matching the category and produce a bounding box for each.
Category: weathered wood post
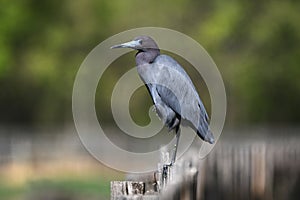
[110,147,201,199]
[156,146,172,190]
[110,180,159,200]
[159,149,200,200]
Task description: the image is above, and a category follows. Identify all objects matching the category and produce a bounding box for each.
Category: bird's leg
[171,126,181,165]
[160,127,180,188]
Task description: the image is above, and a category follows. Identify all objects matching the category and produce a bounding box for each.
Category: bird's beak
[111,40,140,49]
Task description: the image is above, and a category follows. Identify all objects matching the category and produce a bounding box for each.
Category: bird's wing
[143,82,177,128]
[144,83,163,107]
[152,55,214,143]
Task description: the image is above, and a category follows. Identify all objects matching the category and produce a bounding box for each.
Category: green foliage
[0,178,110,200]
[0,182,25,199]
[0,0,299,125]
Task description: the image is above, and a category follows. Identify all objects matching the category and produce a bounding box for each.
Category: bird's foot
[163,162,174,169]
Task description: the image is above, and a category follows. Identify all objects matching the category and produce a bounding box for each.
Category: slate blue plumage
[111,36,214,163]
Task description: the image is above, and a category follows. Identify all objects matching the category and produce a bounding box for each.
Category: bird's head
[111,36,159,51]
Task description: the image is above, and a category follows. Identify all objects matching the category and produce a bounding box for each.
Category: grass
[0,183,25,200]
[0,177,111,200]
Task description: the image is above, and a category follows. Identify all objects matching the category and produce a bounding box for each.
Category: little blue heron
[111,36,214,165]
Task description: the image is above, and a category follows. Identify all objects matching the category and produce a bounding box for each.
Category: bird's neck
[135,49,160,66]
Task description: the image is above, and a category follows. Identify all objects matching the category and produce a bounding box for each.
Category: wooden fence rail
[112,139,300,200]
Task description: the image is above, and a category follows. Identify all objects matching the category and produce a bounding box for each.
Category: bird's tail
[205,129,215,144]
[197,128,215,144]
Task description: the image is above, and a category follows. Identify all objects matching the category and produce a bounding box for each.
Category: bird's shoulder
[153,54,199,98]
[153,55,209,124]
[154,55,187,76]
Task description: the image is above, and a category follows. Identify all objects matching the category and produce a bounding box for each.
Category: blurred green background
[1,0,300,126]
[0,0,300,199]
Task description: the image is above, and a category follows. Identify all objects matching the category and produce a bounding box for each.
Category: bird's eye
[138,40,143,45]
